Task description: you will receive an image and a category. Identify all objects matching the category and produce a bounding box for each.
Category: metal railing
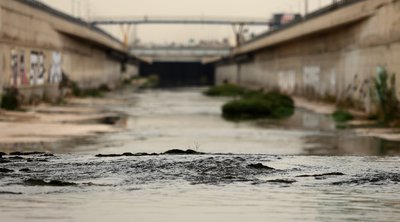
[90,16,271,26]
[246,0,367,44]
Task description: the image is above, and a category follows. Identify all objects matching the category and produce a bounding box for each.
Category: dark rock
[163,149,204,155]
[102,116,122,125]
[9,152,46,156]
[266,179,296,184]
[0,159,10,163]
[26,158,48,162]
[0,168,14,173]
[9,156,24,160]
[296,172,345,178]
[42,153,55,157]
[95,154,123,158]
[247,163,275,170]
[24,179,77,186]
[19,168,31,172]
[0,191,22,195]
[0,152,6,156]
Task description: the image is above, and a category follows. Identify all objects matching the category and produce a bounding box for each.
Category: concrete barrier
[0,0,138,104]
[216,0,400,113]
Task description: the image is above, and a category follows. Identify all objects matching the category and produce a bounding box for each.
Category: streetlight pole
[304,0,309,16]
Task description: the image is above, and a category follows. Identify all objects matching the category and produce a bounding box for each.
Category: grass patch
[204,84,247,97]
[332,110,354,123]
[222,91,294,120]
[71,82,110,98]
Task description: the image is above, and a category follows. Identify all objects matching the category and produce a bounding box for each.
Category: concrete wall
[216,0,400,112]
[0,0,137,103]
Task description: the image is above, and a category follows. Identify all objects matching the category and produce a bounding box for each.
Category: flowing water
[1,88,400,222]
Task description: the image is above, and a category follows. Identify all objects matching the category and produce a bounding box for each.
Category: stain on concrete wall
[49,52,62,84]
[30,51,46,86]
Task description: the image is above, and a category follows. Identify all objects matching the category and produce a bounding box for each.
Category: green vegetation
[71,82,110,98]
[141,74,159,89]
[203,84,247,97]
[0,88,20,111]
[222,91,294,120]
[332,110,354,122]
[372,66,398,123]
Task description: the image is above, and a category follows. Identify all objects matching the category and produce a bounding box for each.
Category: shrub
[0,88,20,110]
[222,91,294,120]
[332,110,353,122]
[372,66,398,123]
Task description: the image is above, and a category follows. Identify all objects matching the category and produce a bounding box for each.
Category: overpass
[130,46,231,63]
[89,16,271,26]
[89,16,276,47]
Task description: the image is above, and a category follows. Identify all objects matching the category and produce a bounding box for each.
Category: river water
[1,88,399,221]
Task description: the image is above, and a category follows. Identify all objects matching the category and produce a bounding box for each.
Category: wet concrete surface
[0,88,400,221]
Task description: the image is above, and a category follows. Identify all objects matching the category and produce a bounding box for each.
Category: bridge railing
[90,16,271,25]
[246,0,367,44]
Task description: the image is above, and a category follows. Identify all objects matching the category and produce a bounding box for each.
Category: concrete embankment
[215,0,400,113]
[0,0,138,105]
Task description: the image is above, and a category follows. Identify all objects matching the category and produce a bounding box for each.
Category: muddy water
[1,88,400,222]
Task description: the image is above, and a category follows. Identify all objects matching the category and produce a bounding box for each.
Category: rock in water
[163,149,204,155]
[0,168,14,173]
[247,163,275,170]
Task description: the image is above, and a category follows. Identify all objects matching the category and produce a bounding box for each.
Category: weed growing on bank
[372,66,398,124]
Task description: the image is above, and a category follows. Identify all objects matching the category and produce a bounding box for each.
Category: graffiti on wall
[278,70,296,93]
[10,50,18,87]
[303,66,320,88]
[30,51,46,86]
[10,50,29,87]
[49,52,62,84]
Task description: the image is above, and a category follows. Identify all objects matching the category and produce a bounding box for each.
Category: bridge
[89,16,277,47]
[130,46,231,63]
[89,16,272,26]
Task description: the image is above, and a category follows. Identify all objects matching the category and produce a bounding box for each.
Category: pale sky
[40,0,334,45]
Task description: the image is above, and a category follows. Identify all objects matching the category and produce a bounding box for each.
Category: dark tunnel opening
[139,62,215,87]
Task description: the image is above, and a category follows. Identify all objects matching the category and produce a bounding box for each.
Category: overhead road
[89,16,272,26]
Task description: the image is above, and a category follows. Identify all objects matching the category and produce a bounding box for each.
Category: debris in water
[24,179,77,187]
[266,179,296,184]
[296,172,345,178]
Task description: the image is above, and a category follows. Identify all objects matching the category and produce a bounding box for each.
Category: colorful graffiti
[9,50,29,87]
[49,52,62,84]
[30,51,46,86]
